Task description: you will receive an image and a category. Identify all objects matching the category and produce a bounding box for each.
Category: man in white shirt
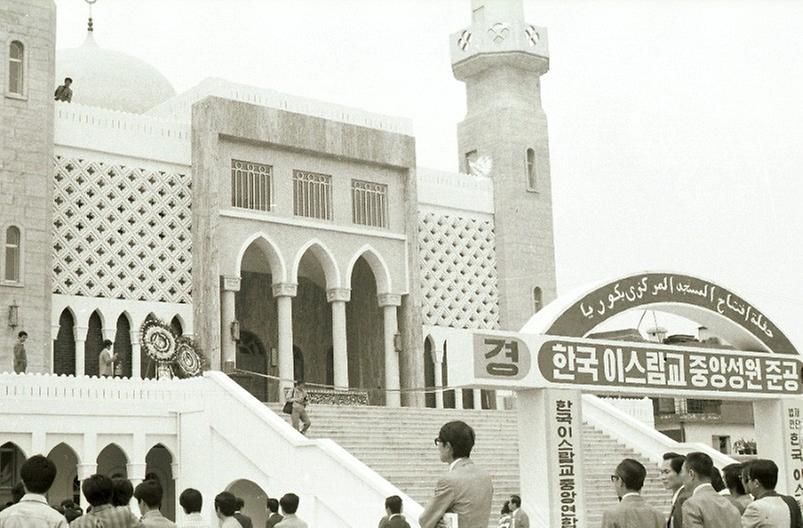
[0,455,69,528]
[215,492,243,528]
[177,489,209,528]
[662,452,691,528]
[98,340,118,377]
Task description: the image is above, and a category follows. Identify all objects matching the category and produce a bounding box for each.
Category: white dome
[56,34,176,114]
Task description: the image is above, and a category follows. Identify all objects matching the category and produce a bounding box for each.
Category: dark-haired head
[215,492,237,517]
[746,459,778,491]
[279,493,299,515]
[134,479,163,509]
[180,488,203,514]
[616,458,647,492]
[111,477,133,507]
[722,463,746,496]
[267,497,279,513]
[682,452,714,488]
[81,474,114,507]
[501,501,511,516]
[384,495,402,515]
[20,455,57,494]
[437,421,475,460]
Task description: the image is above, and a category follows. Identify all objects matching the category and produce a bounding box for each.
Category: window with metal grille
[4,226,20,282]
[8,41,24,95]
[352,180,388,228]
[293,170,332,220]
[231,160,272,212]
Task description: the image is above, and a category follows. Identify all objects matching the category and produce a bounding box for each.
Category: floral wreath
[140,316,208,378]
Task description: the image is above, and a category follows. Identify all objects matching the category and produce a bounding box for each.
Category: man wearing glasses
[419,421,493,528]
[602,458,665,528]
[741,459,803,528]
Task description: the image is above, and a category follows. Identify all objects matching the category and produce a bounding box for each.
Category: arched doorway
[442,342,455,409]
[346,256,385,404]
[227,479,268,528]
[54,309,76,375]
[423,337,436,408]
[0,442,26,505]
[114,314,132,378]
[237,331,268,401]
[170,316,183,337]
[145,445,174,521]
[85,311,104,376]
[292,245,334,389]
[236,239,281,401]
[96,443,127,478]
[47,443,79,505]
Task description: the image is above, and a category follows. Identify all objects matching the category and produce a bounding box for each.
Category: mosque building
[2,1,785,526]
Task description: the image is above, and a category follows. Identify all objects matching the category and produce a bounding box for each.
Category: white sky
[54,0,803,345]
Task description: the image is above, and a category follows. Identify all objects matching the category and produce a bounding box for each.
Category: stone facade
[451,0,558,332]
[0,0,55,372]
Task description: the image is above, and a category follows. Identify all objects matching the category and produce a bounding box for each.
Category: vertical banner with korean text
[782,400,803,500]
[517,388,586,528]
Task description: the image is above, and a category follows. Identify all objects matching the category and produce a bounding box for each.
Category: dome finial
[84,0,97,33]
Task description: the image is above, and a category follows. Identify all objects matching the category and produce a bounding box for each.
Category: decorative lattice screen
[418,211,499,329]
[53,156,192,303]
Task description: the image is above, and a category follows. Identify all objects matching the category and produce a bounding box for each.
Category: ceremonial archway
[444,271,802,527]
[522,271,797,355]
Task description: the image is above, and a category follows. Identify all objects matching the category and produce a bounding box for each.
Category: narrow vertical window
[5,226,20,282]
[464,150,478,173]
[8,41,24,95]
[532,286,542,313]
[526,148,537,191]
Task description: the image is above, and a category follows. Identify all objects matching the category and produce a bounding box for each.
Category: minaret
[451,0,557,331]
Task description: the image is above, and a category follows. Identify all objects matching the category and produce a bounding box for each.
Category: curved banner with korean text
[546,273,798,355]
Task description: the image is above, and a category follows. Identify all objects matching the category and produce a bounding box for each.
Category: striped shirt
[69,504,140,528]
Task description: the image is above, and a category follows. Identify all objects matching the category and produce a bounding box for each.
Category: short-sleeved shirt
[141,510,175,528]
[69,504,139,528]
[0,493,69,528]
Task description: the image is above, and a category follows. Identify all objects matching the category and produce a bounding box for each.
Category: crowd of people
[0,455,310,528]
[603,451,803,528]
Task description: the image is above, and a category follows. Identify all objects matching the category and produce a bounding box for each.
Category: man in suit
[509,495,529,528]
[662,452,691,528]
[233,497,253,528]
[742,459,803,528]
[419,420,493,528]
[603,458,666,528]
[265,498,283,528]
[378,496,411,528]
[679,452,741,528]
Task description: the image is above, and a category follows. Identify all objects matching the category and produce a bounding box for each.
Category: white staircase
[269,404,673,527]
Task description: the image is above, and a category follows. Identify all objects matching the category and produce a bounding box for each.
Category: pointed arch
[235,232,286,283]
[291,239,341,290]
[54,308,77,376]
[345,244,392,294]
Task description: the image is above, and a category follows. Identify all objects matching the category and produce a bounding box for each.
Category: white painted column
[220,275,241,373]
[74,326,87,376]
[378,294,401,408]
[473,389,483,410]
[327,288,351,390]
[79,431,98,511]
[754,399,803,496]
[454,388,464,410]
[131,329,141,379]
[431,342,444,409]
[273,283,297,402]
